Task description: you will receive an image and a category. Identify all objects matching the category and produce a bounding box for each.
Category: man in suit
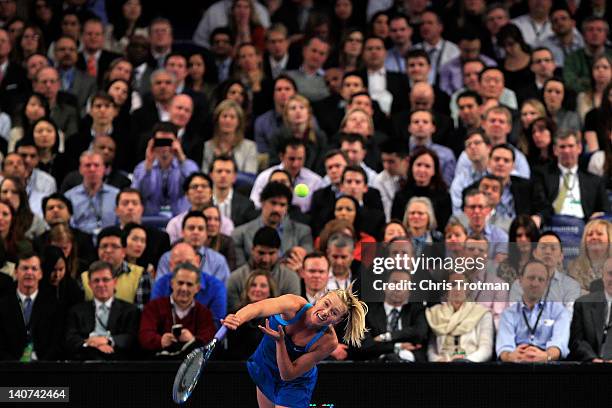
[533,130,610,225]
[0,28,29,116]
[209,155,258,228]
[233,182,313,267]
[76,17,121,86]
[0,252,63,361]
[0,268,14,296]
[115,188,171,269]
[299,251,329,304]
[54,35,97,115]
[164,53,208,123]
[262,23,300,79]
[309,150,383,236]
[358,36,410,115]
[32,66,79,138]
[354,269,428,362]
[65,260,140,360]
[167,94,204,166]
[570,258,612,362]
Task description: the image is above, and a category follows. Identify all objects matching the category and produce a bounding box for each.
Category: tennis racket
[172,326,227,404]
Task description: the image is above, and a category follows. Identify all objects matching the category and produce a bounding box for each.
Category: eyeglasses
[189,183,210,190]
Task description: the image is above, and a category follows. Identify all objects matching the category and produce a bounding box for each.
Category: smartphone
[172,324,183,338]
[153,138,173,147]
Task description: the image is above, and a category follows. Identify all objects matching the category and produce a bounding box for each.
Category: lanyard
[522,302,545,344]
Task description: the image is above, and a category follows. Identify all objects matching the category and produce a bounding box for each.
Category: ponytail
[330,287,368,348]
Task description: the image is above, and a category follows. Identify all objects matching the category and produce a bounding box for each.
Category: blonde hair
[212,99,245,148]
[326,287,368,347]
[569,219,612,292]
[283,94,318,145]
[340,108,374,136]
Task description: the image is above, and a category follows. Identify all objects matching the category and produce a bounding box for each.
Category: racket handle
[214,325,227,341]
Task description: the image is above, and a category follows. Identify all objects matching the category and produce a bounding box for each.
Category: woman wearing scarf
[426,272,494,362]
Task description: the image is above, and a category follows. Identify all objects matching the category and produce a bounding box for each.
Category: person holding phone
[131,122,199,217]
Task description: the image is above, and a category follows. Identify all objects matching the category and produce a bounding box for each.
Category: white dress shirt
[557,164,584,219]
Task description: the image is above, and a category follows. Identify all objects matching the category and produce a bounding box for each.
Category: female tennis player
[222,289,368,408]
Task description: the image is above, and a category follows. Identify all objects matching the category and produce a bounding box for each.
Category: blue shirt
[450,166,488,214]
[65,183,119,234]
[384,47,406,73]
[151,272,227,324]
[155,246,231,284]
[131,158,199,216]
[496,300,570,359]
[254,110,283,154]
[468,223,509,259]
[456,145,531,180]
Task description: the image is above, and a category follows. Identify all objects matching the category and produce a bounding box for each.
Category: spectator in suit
[65,151,119,235]
[392,147,452,232]
[157,211,231,285]
[209,155,257,228]
[286,36,331,103]
[209,28,234,84]
[54,35,97,114]
[140,262,216,358]
[570,258,612,362]
[403,50,452,116]
[338,108,386,173]
[32,66,79,138]
[532,130,610,224]
[325,232,359,293]
[0,252,63,361]
[64,260,139,360]
[497,259,570,362]
[299,251,329,304]
[515,47,558,105]
[132,121,199,217]
[202,204,238,271]
[355,270,428,362]
[227,226,301,313]
[234,182,313,267]
[358,35,410,115]
[373,141,410,221]
[77,17,121,86]
[384,14,413,74]
[0,28,29,117]
[165,172,234,244]
[426,272,494,362]
[262,24,300,80]
[338,132,378,186]
[81,226,151,311]
[569,220,612,294]
[115,188,171,269]
[250,138,324,212]
[510,232,581,310]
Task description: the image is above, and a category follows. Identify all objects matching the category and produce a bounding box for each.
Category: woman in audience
[402,196,443,257]
[40,245,83,311]
[391,147,451,231]
[14,25,46,67]
[9,92,50,152]
[368,11,390,46]
[124,222,155,279]
[577,55,611,122]
[6,17,25,47]
[382,220,409,243]
[229,0,265,51]
[25,117,66,182]
[47,223,86,280]
[105,79,135,132]
[569,219,612,294]
[426,272,494,362]
[496,215,539,284]
[317,218,366,261]
[0,177,46,239]
[338,107,386,171]
[203,204,237,271]
[444,217,468,259]
[516,98,546,152]
[202,99,258,174]
[0,199,25,262]
[333,194,378,244]
[333,28,364,72]
[30,0,61,43]
[587,125,612,189]
[542,77,581,135]
[497,24,532,92]
[105,0,147,54]
[214,80,254,135]
[186,52,215,100]
[269,94,327,172]
[103,58,142,112]
[523,116,556,167]
[225,269,277,360]
[583,82,612,153]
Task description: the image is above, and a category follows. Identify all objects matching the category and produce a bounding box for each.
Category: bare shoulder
[277,294,309,319]
[312,327,339,355]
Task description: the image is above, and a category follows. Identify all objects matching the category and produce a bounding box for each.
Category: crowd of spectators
[0,0,610,364]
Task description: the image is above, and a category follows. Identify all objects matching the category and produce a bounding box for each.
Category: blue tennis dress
[247,303,327,408]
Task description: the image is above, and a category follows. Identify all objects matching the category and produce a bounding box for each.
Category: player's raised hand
[258,319,284,342]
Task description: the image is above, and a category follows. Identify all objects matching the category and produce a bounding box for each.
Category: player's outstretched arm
[222,294,306,330]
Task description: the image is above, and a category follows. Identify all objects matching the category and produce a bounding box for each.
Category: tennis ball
[294,183,310,198]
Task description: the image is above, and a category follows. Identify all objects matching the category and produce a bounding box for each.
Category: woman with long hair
[0,177,46,239]
[516,98,547,154]
[577,55,611,122]
[542,77,581,135]
[587,122,612,190]
[496,215,540,284]
[0,199,24,262]
[523,116,556,167]
[203,204,237,271]
[14,24,46,67]
[569,219,612,294]
[40,244,83,310]
[186,52,215,100]
[123,222,156,280]
[382,220,409,243]
[402,196,444,257]
[24,117,66,183]
[9,92,50,152]
[229,0,265,52]
[269,94,327,172]
[222,290,367,408]
[584,82,612,153]
[47,223,85,280]
[497,24,532,92]
[335,28,364,72]
[225,270,278,360]
[332,194,377,246]
[391,147,452,231]
[202,99,258,174]
[105,0,148,54]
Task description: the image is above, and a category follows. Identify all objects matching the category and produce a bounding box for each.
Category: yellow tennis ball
[294,183,310,198]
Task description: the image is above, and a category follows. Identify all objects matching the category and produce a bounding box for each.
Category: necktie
[22,297,32,327]
[87,56,97,77]
[95,304,109,334]
[553,172,571,214]
[388,308,400,332]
